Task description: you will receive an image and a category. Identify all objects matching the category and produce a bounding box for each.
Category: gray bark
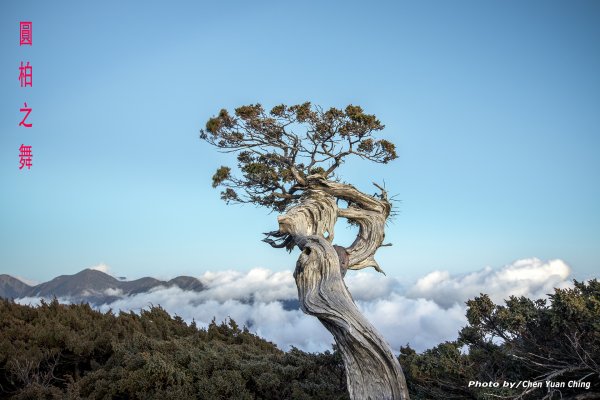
[269,175,410,400]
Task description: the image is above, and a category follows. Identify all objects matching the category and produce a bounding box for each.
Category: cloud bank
[406,258,572,308]
[17,258,573,353]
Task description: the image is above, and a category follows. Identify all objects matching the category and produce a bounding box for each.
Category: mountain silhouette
[0,274,31,299]
[0,269,204,305]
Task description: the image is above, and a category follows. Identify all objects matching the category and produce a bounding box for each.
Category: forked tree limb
[270,181,410,400]
[305,175,391,273]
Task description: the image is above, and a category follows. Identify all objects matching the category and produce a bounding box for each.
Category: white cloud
[104,288,123,296]
[14,276,39,286]
[16,296,72,306]
[94,286,333,353]
[345,271,401,301]
[197,268,297,303]
[15,258,576,354]
[406,258,572,308]
[357,295,467,352]
[89,263,111,274]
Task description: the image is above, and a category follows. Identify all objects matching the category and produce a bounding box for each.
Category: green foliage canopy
[400,279,600,399]
[0,299,347,400]
[200,102,397,212]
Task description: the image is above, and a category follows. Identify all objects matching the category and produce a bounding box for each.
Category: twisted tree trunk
[266,176,410,400]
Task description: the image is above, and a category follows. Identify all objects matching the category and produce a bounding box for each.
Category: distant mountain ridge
[0,269,204,305]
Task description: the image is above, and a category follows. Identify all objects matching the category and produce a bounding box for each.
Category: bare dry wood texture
[271,178,410,400]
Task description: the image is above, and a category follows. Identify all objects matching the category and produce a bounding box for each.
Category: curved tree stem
[270,181,410,400]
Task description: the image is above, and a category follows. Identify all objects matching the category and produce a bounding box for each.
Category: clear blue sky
[1,1,598,283]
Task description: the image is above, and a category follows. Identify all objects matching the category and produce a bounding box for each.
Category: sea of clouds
[17,258,572,353]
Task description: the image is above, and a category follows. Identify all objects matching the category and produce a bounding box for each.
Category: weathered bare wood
[274,186,410,400]
[338,206,387,273]
[305,174,391,273]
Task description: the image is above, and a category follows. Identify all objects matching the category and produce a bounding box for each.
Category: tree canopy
[200,102,397,211]
[400,279,600,399]
[0,299,348,400]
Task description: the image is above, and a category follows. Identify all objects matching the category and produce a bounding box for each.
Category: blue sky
[1,1,598,283]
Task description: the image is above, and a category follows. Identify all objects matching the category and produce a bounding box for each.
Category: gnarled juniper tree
[201,102,410,399]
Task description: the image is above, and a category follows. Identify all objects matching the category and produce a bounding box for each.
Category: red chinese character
[20,22,32,46]
[19,144,33,170]
[19,102,33,128]
[19,62,32,87]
